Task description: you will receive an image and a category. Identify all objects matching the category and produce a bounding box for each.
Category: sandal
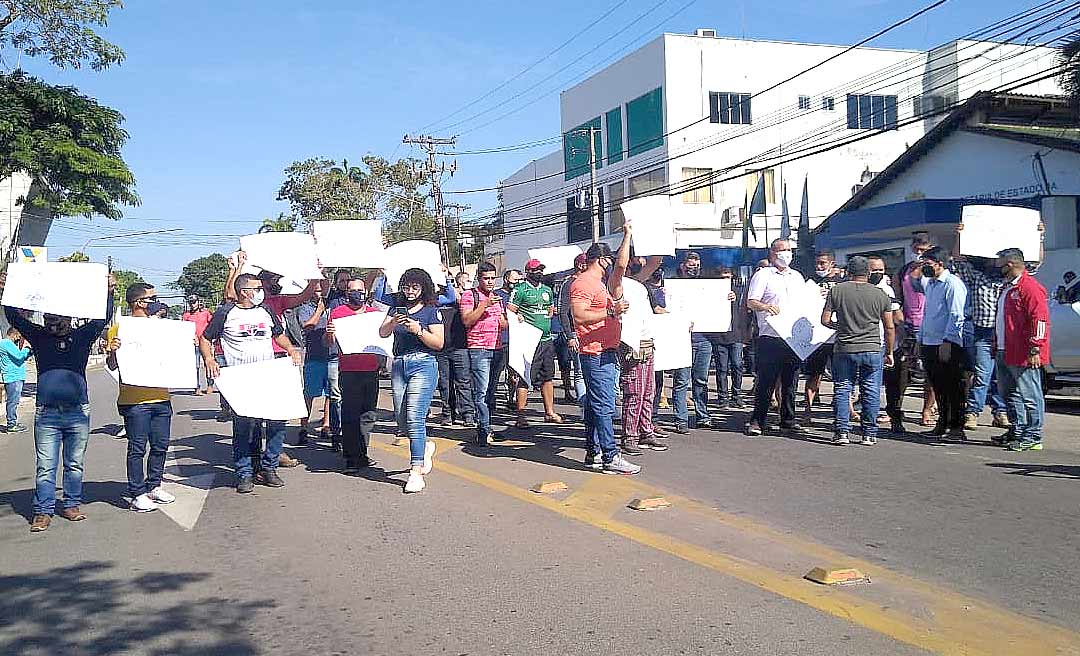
[515,417,530,429]
[544,414,564,425]
[59,506,87,522]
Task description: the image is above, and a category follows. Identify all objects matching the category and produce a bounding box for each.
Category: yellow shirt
[107,324,171,406]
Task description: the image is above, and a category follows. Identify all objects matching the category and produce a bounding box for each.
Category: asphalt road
[1,367,1079,656]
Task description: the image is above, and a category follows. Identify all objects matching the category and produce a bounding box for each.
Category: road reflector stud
[530,481,569,494]
[392,437,409,447]
[628,497,671,511]
[804,567,871,586]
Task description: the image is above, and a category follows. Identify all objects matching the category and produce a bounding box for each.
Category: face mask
[920,264,936,279]
[816,268,830,278]
[869,272,884,285]
[527,271,544,284]
[249,290,265,306]
[347,290,367,306]
[775,251,793,268]
[685,265,700,278]
[146,301,168,316]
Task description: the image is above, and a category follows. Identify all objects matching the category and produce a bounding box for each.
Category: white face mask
[249,290,265,306]
[775,251,793,268]
[815,268,830,277]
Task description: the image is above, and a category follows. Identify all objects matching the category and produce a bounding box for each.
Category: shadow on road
[0,561,267,655]
[985,462,1080,479]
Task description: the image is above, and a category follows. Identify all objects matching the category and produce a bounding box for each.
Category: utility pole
[443,202,471,272]
[587,126,601,244]
[403,134,457,261]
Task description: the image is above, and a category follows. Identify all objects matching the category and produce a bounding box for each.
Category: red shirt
[182,309,212,338]
[264,295,298,354]
[329,304,381,372]
[570,273,619,355]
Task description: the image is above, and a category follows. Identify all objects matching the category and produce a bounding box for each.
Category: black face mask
[921,264,936,279]
[869,272,884,285]
[527,271,544,284]
[346,290,367,306]
[146,301,168,316]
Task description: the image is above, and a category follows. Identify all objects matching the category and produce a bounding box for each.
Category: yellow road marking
[372,438,1080,655]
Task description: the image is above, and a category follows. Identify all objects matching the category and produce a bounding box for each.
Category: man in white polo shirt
[745,238,806,436]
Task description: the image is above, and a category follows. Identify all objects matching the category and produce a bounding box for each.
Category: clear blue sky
[18,0,1024,295]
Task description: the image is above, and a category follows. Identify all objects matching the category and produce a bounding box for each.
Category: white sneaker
[130,494,157,513]
[420,440,437,475]
[147,487,176,504]
[404,471,426,493]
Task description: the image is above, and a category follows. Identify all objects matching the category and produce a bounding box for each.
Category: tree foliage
[57,250,88,261]
[111,267,143,312]
[1060,35,1080,112]
[276,155,437,244]
[0,70,138,219]
[171,253,229,308]
[260,212,298,233]
[0,0,125,71]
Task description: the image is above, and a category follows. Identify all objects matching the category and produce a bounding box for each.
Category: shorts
[804,343,834,377]
[303,359,330,399]
[518,339,555,389]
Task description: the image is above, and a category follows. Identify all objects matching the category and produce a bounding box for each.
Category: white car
[1036,249,1080,388]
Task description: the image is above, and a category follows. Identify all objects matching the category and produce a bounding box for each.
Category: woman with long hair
[379,268,445,492]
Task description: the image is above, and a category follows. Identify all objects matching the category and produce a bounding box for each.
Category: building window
[709,91,751,124]
[745,168,776,205]
[562,117,602,181]
[627,167,666,198]
[625,87,664,158]
[822,96,835,111]
[605,107,623,165]
[798,95,811,111]
[607,182,626,231]
[913,94,950,117]
[566,187,606,244]
[681,167,713,204]
[846,94,897,130]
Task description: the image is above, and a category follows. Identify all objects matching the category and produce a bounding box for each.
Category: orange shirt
[570,274,619,355]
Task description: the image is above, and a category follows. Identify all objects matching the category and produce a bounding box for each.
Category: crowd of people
[0,222,1053,532]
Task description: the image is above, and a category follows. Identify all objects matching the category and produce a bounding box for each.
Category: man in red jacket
[994,248,1050,451]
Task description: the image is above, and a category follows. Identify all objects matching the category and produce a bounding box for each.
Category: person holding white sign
[378,268,445,494]
[2,271,116,533]
[202,273,304,494]
[746,238,806,437]
[105,283,177,513]
[327,278,383,473]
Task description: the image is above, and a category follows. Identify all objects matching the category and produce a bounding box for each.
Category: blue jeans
[995,354,1044,442]
[690,336,713,426]
[579,350,619,463]
[488,346,508,412]
[653,367,690,428]
[711,339,744,404]
[195,347,206,390]
[33,403,91,516]
[233,416,285,479]
[119,401,173,497]
[5,379,24,424]
[468,349,494,440]
[392,352,439,466]
[832,351,884,437]
[327,358,342,434]
[966,326,1006,416]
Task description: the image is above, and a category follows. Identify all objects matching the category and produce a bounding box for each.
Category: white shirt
[996,273,1022,352]
[747,265,805,338]
[876,279,899,347]
[620,278,653,346]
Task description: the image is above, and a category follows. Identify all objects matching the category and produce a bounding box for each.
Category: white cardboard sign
[1,262,109,319]
[313,220,387,268]
[651,312,693,371]
[960,205,1041,261]
[665,278,732,333]
[115,317,198,389]
[765,279,835,361]
[507,309,543,389]
[239,232,322,281]
[331,310,394,357]
[620,278,653,349]
[527,245,583,273]
[383,240,444,292]
[214,357,307,421]
[623,194,676,256]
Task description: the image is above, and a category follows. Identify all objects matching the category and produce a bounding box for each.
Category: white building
[499,31,1061,269]
[0,172,53,259]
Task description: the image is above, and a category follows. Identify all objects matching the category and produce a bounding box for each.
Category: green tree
[259,212,298,233]
[172,253,229,308]
[0,71,138,219]
[1061,36,1080,110]
[57,250,89,262]
[111,268,143,312]
[0,0,125,70]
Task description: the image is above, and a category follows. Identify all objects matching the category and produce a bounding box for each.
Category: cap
[573,253,587,267]
[847,255,870,277]
[524,258,545,271]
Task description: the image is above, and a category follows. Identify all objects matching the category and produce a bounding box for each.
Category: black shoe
[672,424,690,435]
[343,462,361,475]
[779,421,804,433]
[463,420,478,429]
[357,455,376,468]
[889,422,906,435]
[925,423,947,437]
[476,433,491,447]
[255,469,285,487]
[296,429,308,446]
[236,476,254,494]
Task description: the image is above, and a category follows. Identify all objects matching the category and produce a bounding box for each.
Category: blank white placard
[331,310,394,357]
[960,205,1041,261]
[624,194,676,256]
[115,317,197,389]
[507,309,543,389]
[1,262,109,319]
[214,357,307,420]
[314,220,387,268]
[240,232,322,280]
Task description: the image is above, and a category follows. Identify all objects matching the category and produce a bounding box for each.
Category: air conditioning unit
[721,206,744,228]
[695,28,717,37]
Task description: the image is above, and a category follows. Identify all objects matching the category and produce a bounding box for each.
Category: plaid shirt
[951,259,1002,329]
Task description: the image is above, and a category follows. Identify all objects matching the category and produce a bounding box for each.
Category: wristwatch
[1029,346,1040,355]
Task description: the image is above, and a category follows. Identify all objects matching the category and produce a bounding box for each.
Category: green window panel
[626,87,663,158]
[563,116,602,181]
[606,107,623,165]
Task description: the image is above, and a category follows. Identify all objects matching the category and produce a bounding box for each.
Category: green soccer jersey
[510,281,553,341]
